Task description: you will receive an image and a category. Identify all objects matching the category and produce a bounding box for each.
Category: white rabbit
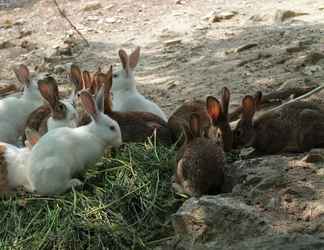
[0,128,40,192]
[111,47,167,121]
[0,65,43,144]
[23,76,79,143]
[25,88,122,195]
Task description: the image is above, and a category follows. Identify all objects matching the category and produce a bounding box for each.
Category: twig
[52,0,89,47]
[229,86,319,121]
[268,84,324,112]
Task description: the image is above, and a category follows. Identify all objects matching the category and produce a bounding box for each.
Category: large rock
[172,196,272,243]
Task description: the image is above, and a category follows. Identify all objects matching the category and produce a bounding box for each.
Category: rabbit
[233,93,324,154]
[111,47,167,121]
[0,128,40,193]
[22,76,79,144]
[0,64,43,144]
[173,98,225,197]
[79,66,173,145]
[168,87,233,151]
[24,89,122,195]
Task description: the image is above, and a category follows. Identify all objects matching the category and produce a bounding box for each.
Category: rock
[83,1,102,11]
[303,65,322,76]
[204,11,238,23]
[18,30,32,39]
[54,65,66,74]
[303,52,324,65]
[105,17,117,23]
[163,39,182,47]
[1,19,13,29]
[286,41,306,53]
[175,0,185,4]
[172,196,271,243]
[249,13,271,22]
[303,149,324,163]
[87,16,99,21]
[0,40,15,49]
[20,40,37,51]
[274,10,308,22]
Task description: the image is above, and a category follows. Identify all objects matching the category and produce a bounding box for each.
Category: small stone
[286,41,305,53]
[0,40,15,49]
[87,16,99,21]
[175,0,185,4]
[304,65,322,76]
[204,11,238,23]
[249,13,270,22]
[57,47,72,56]
[54,65,65,74]
[83,2,102,12]
[235,43,258,53]
[163,39,182,47]
[18,30,32,39]
[274,10,308,22]
[20,40,37,51]
[1,19,13,29]
[304,52,324,65]
[105,17,117,23]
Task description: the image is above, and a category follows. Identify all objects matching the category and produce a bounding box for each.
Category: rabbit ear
[38,77,59,109]
[254,91,262,109]
[69,64,82,92]
[25,127,41,149]
[14,64,31,87]
[95,72,110,113]
[242,95,255,121]
[79,90,99,121]
[221,87,230,115]
[190,113,201,138]
[105,66,113,113]
[82,71,92,90]
[92,67,102,94]
[129,46,140,70]
[119,49,129,75]
[207,96,222,122]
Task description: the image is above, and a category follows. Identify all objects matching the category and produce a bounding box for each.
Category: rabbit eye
[110,126,115,131]
[235,129,242,137]
[113,74,118,78]
[58,103,65,111]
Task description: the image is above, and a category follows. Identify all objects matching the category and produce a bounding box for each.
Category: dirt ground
[1,0,324,114]
[1,0,324,247]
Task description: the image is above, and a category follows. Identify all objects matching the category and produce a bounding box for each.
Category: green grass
[0,140,183,250]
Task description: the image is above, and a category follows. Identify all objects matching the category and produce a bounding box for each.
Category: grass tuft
[0,140,183,250]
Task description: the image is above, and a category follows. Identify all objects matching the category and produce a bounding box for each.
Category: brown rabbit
[168,87,233,151]
[174,100,225,197]
[78,66,173,145]
[22,76,79,145]
[233,94,324,154]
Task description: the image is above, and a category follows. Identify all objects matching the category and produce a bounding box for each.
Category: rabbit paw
[69,178,83,189]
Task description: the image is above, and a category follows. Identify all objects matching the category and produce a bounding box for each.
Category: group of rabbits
[1,46,324,197]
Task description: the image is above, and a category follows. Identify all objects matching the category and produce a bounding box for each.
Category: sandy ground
[1,0,324,115]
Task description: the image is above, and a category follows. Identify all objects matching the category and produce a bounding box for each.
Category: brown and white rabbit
[79,66,173,145]
[24,89,122,195]
[111,47,167,121]
[168,87,233,151]
[233,93,324,154]
[22,76,79,143]
[174,98,225,197]
[0,65,43,144]
[0,128,40,193]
